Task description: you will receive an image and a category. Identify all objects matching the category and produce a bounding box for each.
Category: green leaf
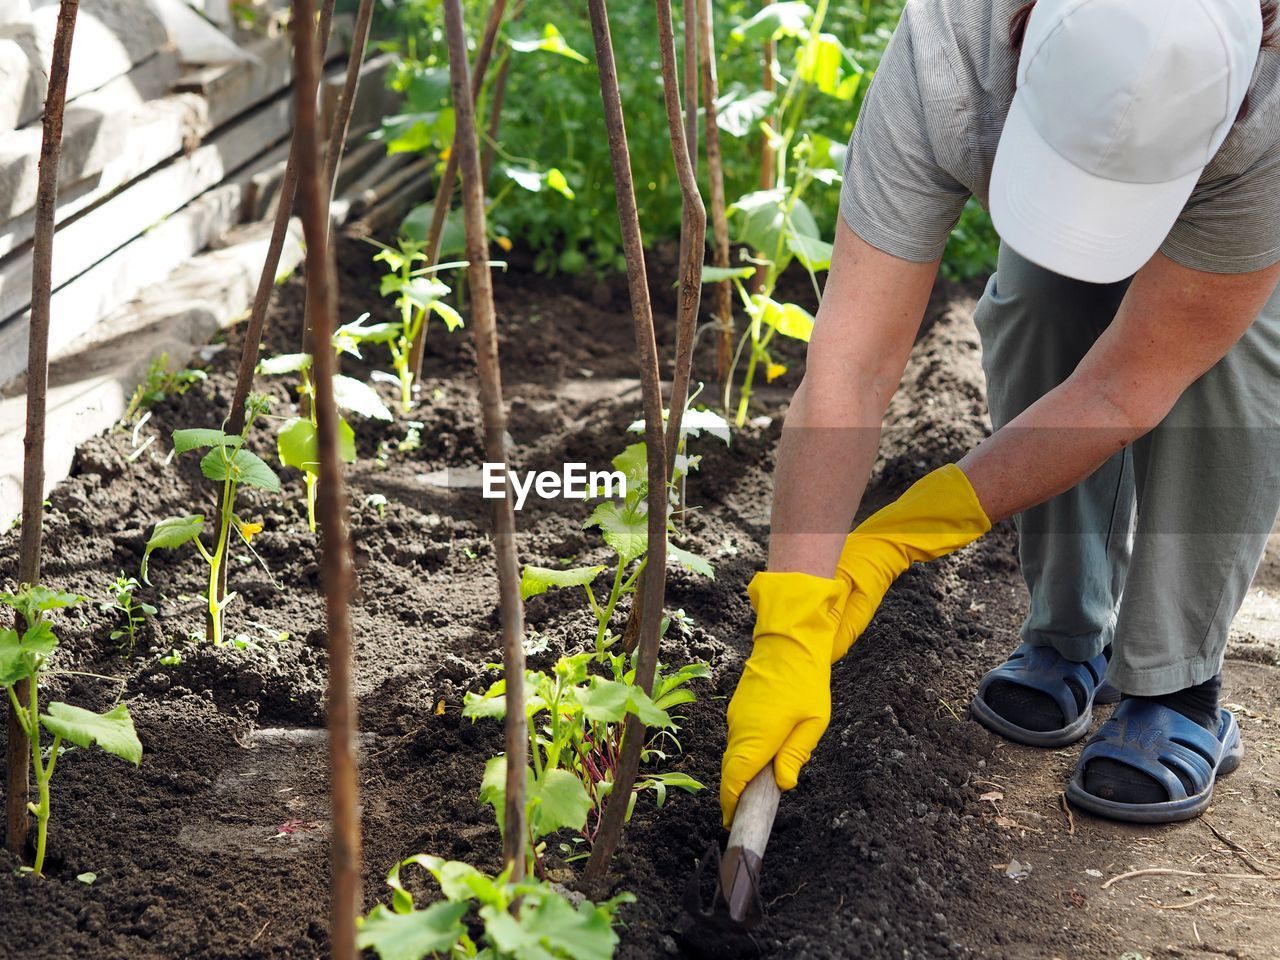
[714,86,776,138]
[200,448,282,493]
[797,33,847,96]
[279,418,357,473]
[0,628,34,686]
[256,353,312,376]
[547,167,575,200]
[701,264,757,283]
[429,300,465,332]
[731,2,812,42]
[76,872,96,885]
[40,702,142,765]
[510,23,590,63]
[584,501,647,565]
[334,375,393,421]
[729,191,820,269]
[520,564,606,600]
[667,543,713,578]
[402,205,465,258]
[462,688,508,719]
[172,428,232,454]
[357,902,469,960]
[508,890,622,960]
[785,227,834,271]
[530,768,592,836]
[755,296,816,342]
[610,442,648,483]
[575,678,672,729]
[143,515,205,582]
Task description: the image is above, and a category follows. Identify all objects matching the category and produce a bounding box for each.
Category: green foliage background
[372,0,998,281]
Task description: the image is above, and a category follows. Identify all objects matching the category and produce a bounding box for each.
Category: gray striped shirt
[840,0,1280,274]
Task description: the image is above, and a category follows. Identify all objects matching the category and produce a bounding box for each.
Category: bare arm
[961,253,1280,521]
[769,218,939,576]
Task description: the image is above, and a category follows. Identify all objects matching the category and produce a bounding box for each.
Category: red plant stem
[6,0,78,859]
[213,0,336,638]
[442,0,529,880]
[406,0,509,384]
[581,0,672,890]
[698,0,734,384]
[291,1,362,956]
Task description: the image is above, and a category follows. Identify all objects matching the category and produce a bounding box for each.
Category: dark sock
[982,645,1109,733]
[1083,674,1222,805]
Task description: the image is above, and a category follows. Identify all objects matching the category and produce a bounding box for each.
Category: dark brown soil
[1,238,1278,960]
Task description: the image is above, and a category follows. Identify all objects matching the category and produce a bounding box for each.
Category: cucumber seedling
[0,586,142,876]
[259,315,393,530]
[369,235,465,413]
[142,395,280,646]
[359,853,632,960]
[99,573,155,654]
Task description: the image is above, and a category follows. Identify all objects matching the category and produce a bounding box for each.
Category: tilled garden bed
[2,239,1272,959]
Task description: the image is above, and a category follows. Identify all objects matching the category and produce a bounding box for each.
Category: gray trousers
[972,244,1280,696]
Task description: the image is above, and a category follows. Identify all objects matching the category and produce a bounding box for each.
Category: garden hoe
[680,765,782,957]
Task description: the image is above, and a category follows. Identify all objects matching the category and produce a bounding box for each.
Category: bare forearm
[768,380,884,576]
[766,223,940,576]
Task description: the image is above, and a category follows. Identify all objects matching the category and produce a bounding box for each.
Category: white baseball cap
[990,0,1263,283]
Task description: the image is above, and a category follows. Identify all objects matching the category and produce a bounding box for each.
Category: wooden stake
[406,0,509,385]
[581,0,672,889]
[6,0,78,859]
[481,0,526,184]
[750,0,775,299]
[291,1,361,955]
[442,0,528,879]
[698,0,733,384]
[214,0,337,638]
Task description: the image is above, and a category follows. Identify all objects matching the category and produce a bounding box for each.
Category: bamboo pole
[698,0,733,384]
[480,0,527,184]
[213,0,337,639]
[405,0,509,385]
[441,0,528,879]
[581,0,673,889]
[750,0,775,298]
[6,0,78,859]
[292,1,361,955]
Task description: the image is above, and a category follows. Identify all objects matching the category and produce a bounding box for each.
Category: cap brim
[990,95,1201,284]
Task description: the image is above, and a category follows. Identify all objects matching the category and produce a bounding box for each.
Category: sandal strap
[975,642,1108,726]
[1080,700,1227,801]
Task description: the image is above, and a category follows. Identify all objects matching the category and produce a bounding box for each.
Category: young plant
[0,586,142,876]
[715,0,866,425]
[142,395,280,646]
[122,353,208,425]
[465,648,707,858]
[259,315,393,531]
[369,236,465,412]
[99,573,156,653]
[358,853,632,960]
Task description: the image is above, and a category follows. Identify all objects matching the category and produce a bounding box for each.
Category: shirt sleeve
[838,11,971,263]
[1162,143,1280,274]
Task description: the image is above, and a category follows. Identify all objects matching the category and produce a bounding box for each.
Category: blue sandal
[970,642,1118,747]
[1066,701,1244,824]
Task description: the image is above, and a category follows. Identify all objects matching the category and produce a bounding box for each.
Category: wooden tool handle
[727,764,782,857]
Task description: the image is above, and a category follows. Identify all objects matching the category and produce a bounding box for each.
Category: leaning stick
[581,0,673,888]
[480,0,526,184]
[750,0,775,298]
[442,0,528,879]
[292,1,362,956]
[655,0,706,484]
[406,0,509,384]
[298,0,376,350]
[6,0,79,859]
[698,0,734,384]
[213,0,337,638]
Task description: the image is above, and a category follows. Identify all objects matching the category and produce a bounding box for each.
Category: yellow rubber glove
[833,463,991,660]
[720,571,844,828]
